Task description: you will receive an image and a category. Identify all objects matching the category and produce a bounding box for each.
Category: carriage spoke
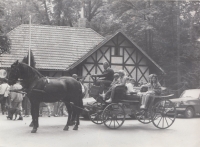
[103,104,125,129]
[166,115,174,121]
[116,119,120,126]
[151,99,176,129]
[108,118,113,127]
[162,117,164,128]
[157,116,162,127]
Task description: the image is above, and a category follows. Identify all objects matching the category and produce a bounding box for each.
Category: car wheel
[184,107,194,118]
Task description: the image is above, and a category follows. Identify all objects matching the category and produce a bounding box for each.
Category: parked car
[171,89,200,118]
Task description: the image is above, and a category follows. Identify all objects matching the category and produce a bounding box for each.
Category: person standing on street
[22,94,30,117]
[0,78,10,115]
[8,80,24,120]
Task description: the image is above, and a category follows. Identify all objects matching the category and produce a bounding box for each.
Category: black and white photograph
[0,0,200,147]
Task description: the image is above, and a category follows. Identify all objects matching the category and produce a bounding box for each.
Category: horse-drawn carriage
[8,61,176,133]
[85,77,177,129]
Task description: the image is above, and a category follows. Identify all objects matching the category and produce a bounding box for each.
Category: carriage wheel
[89,102,104,124]
[135,110,152,124]
[102,103,125,129]
[151,99,176,129]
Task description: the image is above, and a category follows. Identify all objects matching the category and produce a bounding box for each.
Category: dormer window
[111,47,123,56]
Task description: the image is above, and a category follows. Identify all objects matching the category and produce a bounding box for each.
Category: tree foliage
[1,0,200,88]
[0,1,11,55]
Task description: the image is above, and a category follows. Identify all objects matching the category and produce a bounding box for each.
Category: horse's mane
[19,62,44,78]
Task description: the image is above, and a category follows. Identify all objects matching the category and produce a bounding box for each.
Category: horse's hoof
[31,128,37,133]
[63,126,69,131]
[73,126,78,130]
[7,116,13,120]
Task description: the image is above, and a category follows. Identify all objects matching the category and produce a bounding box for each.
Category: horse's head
[8,60,21,85]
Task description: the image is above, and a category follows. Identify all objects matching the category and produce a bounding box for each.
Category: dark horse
[8,61,83,133]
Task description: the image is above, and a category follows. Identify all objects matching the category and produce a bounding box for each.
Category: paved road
[0,114,200,147]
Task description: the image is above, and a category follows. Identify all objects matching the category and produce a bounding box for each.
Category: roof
[0,24,104,70]
[68,31,165,74]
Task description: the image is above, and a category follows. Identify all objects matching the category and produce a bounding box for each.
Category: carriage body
[88,85,177,129]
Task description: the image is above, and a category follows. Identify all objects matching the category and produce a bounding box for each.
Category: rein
[9,89,27,95]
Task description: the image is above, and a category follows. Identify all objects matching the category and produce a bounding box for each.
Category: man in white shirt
[0,78,10,115]
[8,81,24,120]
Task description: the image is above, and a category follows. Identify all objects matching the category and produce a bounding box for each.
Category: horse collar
[45,77,50,84]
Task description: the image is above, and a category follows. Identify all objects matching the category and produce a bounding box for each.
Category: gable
[70,31,164,74]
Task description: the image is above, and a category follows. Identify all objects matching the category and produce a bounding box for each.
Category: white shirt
[126,83,136,94]
[0,83,10,97]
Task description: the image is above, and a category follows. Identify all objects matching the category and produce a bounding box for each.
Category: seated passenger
[126,78,137,94]
[139,74,161,109]
[100,73,120,99]
[91,62,114,87]
[106,70,128,103]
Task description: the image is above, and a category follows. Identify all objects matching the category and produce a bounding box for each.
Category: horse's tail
[78,82,83,108]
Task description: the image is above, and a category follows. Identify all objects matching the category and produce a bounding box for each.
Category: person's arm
[92,71,108,78]
[4,85,10,97]
[116,76,127,86]
[153,83,162,95]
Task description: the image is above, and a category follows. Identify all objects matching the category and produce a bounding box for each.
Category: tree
[0,1,11,55]
[84,0,104,22]
[52,0,81,26]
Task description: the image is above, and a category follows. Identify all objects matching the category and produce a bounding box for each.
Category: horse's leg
[69,107,76,126]
[29,102,34,127]
[35,102,40,128]
[63,102,72,131]
[73,104,81,130]
[31,102,39,133]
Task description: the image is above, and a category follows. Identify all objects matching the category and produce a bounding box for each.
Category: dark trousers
[0,97,7,115]
[22,96,30,115]
[95,80,112,87]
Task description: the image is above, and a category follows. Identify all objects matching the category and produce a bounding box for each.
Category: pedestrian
[22,94,30,117]
[53,102,59,117]
[8,80,24,120]
[0,78,10,115]
[39,102,51,117]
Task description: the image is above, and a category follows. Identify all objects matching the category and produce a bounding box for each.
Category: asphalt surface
[0,114,200,147]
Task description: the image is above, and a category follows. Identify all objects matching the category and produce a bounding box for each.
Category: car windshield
[180,90,200,99]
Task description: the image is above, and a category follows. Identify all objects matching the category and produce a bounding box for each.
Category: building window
[111,47,123,56]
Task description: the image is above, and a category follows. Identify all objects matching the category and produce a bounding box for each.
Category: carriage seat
[113,86,140,103]
[124,93,140,102]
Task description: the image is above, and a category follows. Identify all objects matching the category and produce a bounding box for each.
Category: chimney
[78,1,87,27]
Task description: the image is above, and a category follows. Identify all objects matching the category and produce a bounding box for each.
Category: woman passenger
[139,74,161,109]
[106,70,128,103]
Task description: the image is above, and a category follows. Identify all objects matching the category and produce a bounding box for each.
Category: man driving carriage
[91,62,114,87]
